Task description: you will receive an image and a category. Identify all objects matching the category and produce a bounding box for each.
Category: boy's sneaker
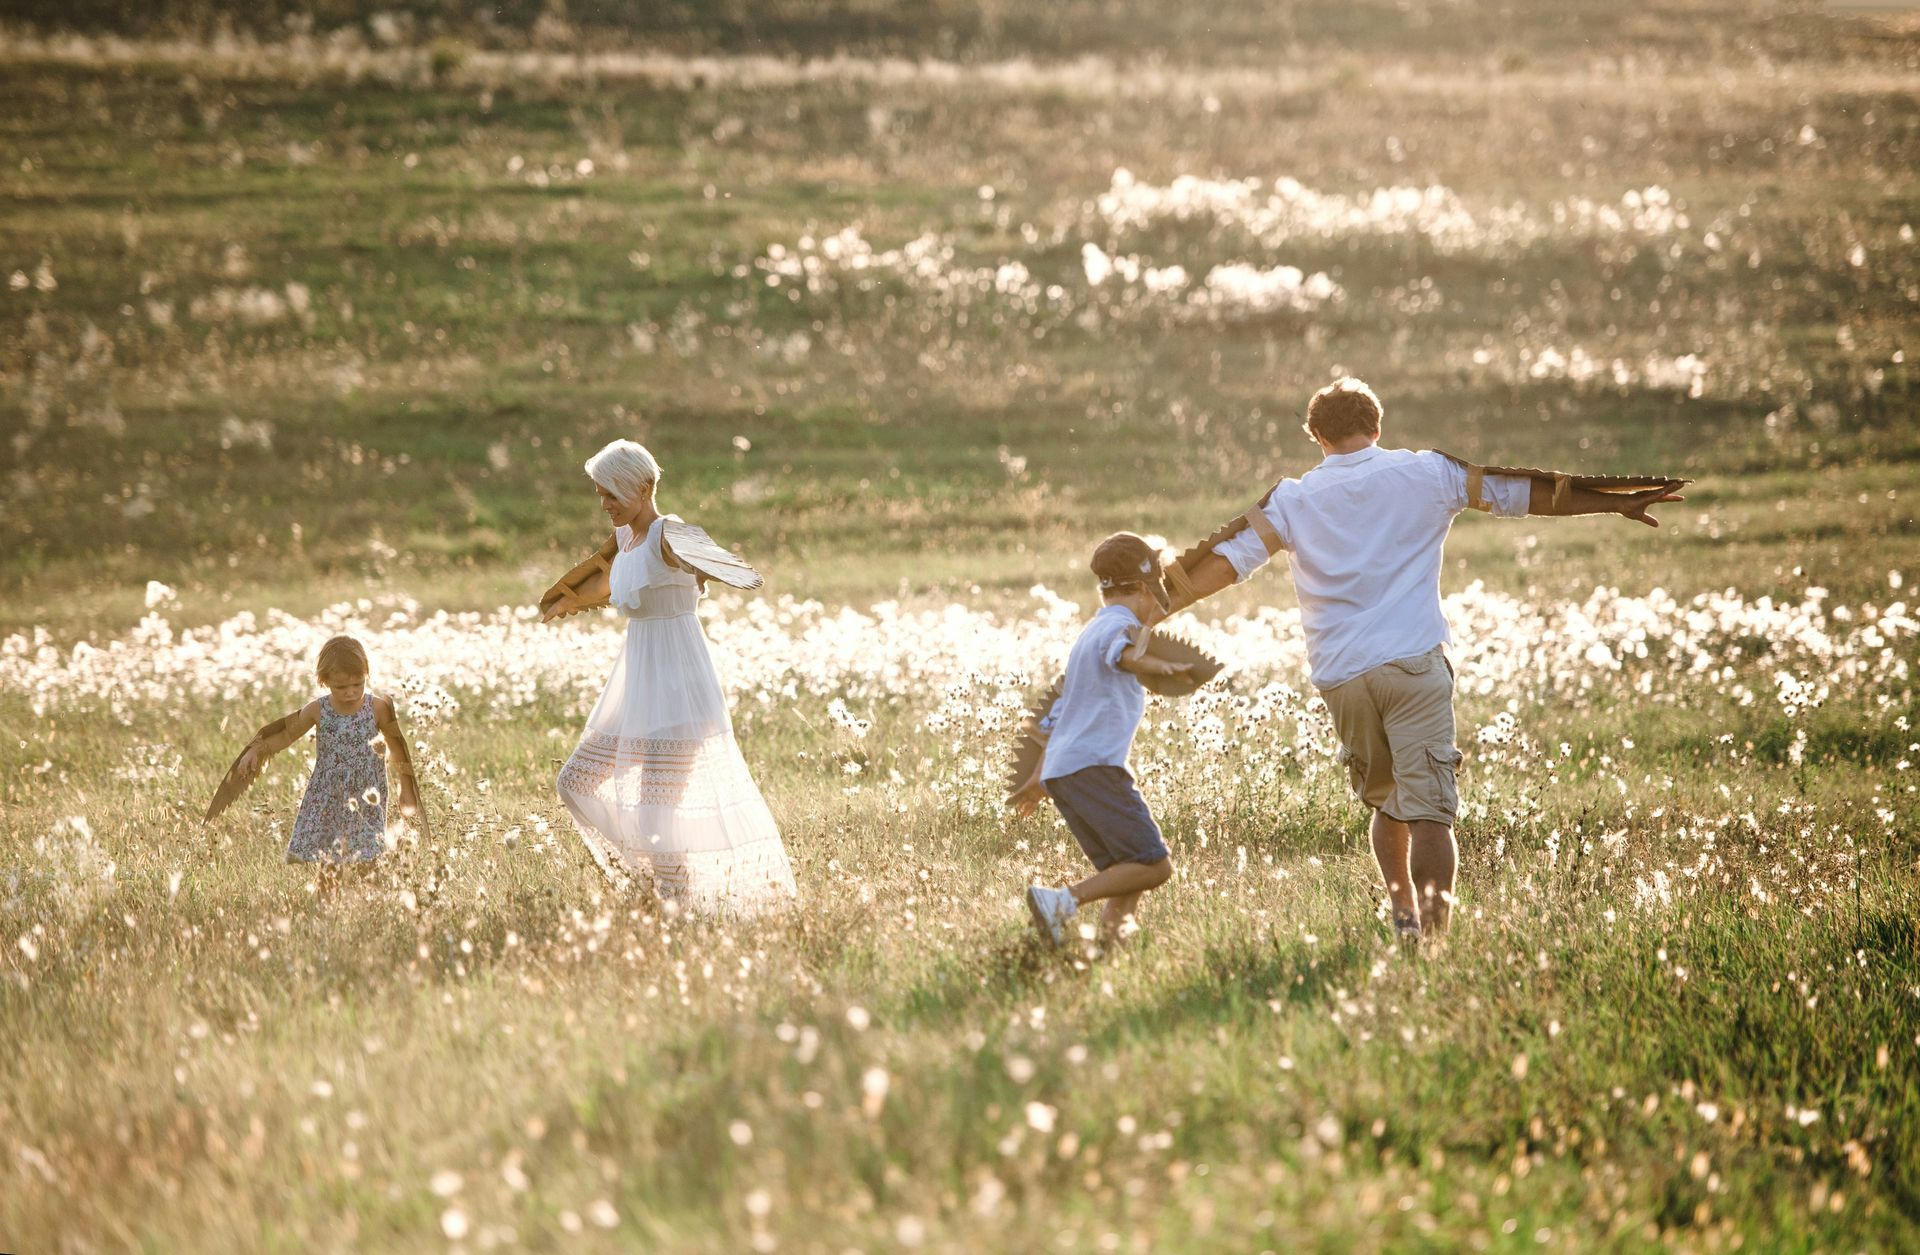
[1025,885,1078,947]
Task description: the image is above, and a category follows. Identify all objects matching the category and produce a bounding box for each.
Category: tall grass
[3,6,1919,1250]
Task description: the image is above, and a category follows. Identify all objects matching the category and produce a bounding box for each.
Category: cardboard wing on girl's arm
[204,706,316,821]
[375,697,433,843]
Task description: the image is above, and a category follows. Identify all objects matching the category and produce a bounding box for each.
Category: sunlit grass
[4,7,1920,1250]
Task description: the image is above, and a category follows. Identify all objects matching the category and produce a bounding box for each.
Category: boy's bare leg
[1370,811,1420,924]
[1100,891,1144,941]
[1069,859,1171,910]
[1408,820,1457,934]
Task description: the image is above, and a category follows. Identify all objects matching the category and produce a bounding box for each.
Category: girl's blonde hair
[584,439,663,506]
[316,635,370,683]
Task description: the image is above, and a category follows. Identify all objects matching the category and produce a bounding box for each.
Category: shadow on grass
[886,910,1380,1050]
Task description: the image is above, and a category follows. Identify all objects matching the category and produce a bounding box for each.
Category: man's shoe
[1025,885,1077,947]
[1393,913,1422,947]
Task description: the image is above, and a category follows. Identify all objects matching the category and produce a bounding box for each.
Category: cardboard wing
[1136,630,1225,697]
[540,534,619,622]
[1002,632,1224,800]
[1004,674,1064,799]
[204,715,293,821]
[662,519,764,590]
[1162,451,1688,608]
[1430,449,1691,513]
[1162,482,1281,610]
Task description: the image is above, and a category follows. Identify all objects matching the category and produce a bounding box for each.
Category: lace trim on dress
[557,733,708,807]
[557,731,797,910]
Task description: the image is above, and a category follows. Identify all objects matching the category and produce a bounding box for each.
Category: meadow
[2,4,1918,1250]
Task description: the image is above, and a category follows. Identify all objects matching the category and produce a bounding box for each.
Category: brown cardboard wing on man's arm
[1158,451,1690,612]
[1429,449,1690,514]
[1159,483,1281,612]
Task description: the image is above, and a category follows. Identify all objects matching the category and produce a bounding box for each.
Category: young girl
[208,635,427,862]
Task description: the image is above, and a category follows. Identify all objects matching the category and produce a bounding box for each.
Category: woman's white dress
[557,516,797,911]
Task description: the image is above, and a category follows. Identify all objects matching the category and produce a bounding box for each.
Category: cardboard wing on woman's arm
[539,534,620,622]
[539,522,763,622]
[660,520,764,590]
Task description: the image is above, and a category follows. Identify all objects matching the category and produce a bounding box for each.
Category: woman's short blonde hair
[584,439,662,505]
[316,635,369,683]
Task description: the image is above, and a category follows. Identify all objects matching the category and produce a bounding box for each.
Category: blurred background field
[3,0,1918,634]
[2,3,1918,1252]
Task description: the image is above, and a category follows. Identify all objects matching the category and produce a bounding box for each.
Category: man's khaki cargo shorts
[1319,645,1465,825]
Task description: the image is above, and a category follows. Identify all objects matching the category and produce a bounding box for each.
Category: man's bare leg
[1370,811,1420,926]
[1408,820,1457,934]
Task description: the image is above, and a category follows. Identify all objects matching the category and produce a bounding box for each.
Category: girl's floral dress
[286,696,387,863]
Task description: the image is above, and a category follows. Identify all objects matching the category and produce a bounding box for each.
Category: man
[1169,378,1682,942]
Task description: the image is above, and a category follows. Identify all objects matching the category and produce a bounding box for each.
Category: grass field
[3,4,1919,1251]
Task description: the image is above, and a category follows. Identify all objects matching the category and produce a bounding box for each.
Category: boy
[1011,533,1191,946]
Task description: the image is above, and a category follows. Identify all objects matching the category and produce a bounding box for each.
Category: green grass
[3,4,1919,1251]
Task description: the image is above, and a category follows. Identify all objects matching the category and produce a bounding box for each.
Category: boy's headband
[1098,557,1160,589]
[1098,558,1168,615]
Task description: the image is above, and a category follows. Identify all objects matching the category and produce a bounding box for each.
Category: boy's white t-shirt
[1039,603,1146,782]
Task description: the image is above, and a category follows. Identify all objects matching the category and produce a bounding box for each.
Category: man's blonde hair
[1304,377,1384,444]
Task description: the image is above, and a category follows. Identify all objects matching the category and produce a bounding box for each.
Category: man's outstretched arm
[1164,553,1240,615]
[1528,481,1686,528]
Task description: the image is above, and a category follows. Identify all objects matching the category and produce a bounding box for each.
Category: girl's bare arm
[239,702,318,771]
[373,695,424,815]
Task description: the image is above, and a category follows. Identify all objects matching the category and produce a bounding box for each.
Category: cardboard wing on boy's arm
[1003,634,1224,807]
[204,714,295,821]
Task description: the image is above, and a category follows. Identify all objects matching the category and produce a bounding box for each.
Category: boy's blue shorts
[1044,766,1170,871]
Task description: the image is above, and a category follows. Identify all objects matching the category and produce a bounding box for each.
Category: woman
[556,439,797,911]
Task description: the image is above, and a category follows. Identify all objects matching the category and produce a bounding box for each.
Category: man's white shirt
[1214,446,1529,689]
